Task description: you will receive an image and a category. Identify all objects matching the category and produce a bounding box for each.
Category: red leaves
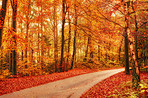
[81,71,148,98]
[0,69,96,96]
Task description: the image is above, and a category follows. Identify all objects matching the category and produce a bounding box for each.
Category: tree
[124,20,130,75]
[25,0,31,68]
[66,1,71,71]
[0,0,8,73]
[11,0,17,75]
[40,0,44,69]
[71,0,77,69]
[53,0,58,72]
[59,0,66,72]
[0,0,8,47]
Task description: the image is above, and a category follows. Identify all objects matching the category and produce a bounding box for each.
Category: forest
[0,0,148,89]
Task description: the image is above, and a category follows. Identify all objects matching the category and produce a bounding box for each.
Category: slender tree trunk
[29,27,33,63]
[38,22,40,65]
[71,0,77,70]
[9,51,12,72]
[131,1,138,62]
[30,48,33,63]
[66,6,71,71]
[108,43,111,60]
[11,0,17,75]
[40,0,44,69]
[119,46,121,61]
[119,38,123,62]
[20,21,23,61]
[98,45,100,61]
[25,0,30,68]
[59,0,66,72]
[53,0,58,72]
[21,50,23,61]
[83,37,89,62]
[7,6,11,71]
[143,52,147,66]
[105,49,107,61]
[89,37,93,63]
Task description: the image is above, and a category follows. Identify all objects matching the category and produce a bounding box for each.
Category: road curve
[0,68,124,98]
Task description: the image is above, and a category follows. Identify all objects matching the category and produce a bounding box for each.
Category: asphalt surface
[0,68,124,98]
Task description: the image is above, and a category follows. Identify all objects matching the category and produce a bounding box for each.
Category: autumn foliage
[81,70,148,98]
[0,0,147,96]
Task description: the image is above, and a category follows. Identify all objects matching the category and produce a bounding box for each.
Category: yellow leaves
[2,69,10,76]
[0,69,11,79]
[0,75,4,80]
[17,60,43,76]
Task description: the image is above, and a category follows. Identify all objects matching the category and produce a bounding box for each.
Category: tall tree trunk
[131,1,139,70]
[71,0,77,70]
[8,6,11,71]
[59,0,66,72]
[124,31,130,74]
[125,1,140,88]
[41,0,44,69]
[53,0,58,72]
[0,0,8,72]
[66,6,71,71]
[124,0,130,75]
[25,0,30,68]
[127,28,140,88]
[0,0,8,47]
[11,0,17,75]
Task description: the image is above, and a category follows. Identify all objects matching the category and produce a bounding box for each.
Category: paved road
[0,68,124,98]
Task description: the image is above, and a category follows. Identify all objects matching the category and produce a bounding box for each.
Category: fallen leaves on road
[0,69,97,96]
[81,71,148,98]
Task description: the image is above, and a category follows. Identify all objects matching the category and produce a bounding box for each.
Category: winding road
[0,68,124,98]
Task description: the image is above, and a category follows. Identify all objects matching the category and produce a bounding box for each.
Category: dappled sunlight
[0,0,147,97]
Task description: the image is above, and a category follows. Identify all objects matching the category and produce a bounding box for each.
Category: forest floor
[0,67,125,96]
[0,68,99,96]
[0,68,124,98]
[81,68,148,98]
